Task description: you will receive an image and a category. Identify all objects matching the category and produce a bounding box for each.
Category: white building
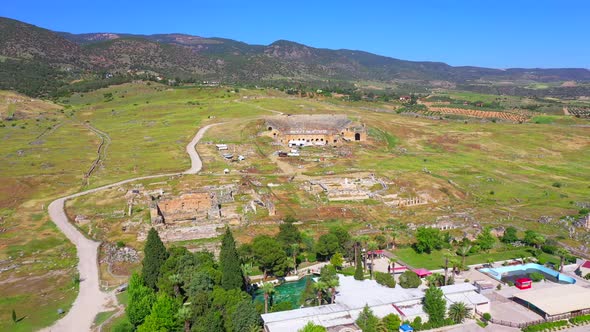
[261,276,490,332]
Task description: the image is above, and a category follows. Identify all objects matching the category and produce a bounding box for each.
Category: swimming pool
[253,276,313,309]
[480,263,576,284]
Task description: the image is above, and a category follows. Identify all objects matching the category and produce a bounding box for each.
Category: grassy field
[394,247,560,270]
[0,83,589,330]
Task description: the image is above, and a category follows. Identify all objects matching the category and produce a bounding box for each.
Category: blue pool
[480,263,576,284]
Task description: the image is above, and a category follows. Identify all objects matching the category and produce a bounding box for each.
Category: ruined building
[149,185,237,224]
[264,114,367,147]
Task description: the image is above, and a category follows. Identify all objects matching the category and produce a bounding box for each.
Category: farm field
[0,83,589,330]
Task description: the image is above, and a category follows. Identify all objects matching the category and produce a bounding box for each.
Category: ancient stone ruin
[264,114,367,147]
[149,184,238,224]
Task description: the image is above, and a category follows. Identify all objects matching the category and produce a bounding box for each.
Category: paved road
[41,123,219,332]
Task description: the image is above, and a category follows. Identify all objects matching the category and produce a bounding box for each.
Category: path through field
[41,123,219,332]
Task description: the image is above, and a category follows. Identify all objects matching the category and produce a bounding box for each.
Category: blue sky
[2,0,589,68]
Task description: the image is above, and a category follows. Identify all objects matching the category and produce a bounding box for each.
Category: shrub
[584,273,590,280]
[530,272,545,282]
[522,320,568,332]
[412,316,422,330]
[340,266,355,276]
[552,182,562,188]
[399,271,421,289]
[482,312,491,321]
[570,314,590,325]
[496,284,502,290]
[375,272,396,288]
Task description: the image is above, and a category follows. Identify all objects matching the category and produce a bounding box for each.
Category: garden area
[392,226,570,272]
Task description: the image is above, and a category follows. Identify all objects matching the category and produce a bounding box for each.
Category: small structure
[216,144,228,150]
[515,278,532,290]
[578,260,590,277]
[473,280,495,294]
[412,268,432,278]
[399,324,414,332]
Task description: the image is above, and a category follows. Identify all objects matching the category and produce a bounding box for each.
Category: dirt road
[41,123,219,332]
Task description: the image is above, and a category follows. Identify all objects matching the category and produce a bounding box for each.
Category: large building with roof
[512,284,590,318]
[264,114,366,147]
[261,275,490,332]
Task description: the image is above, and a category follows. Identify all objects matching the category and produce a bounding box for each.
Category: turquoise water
[480,263,576,284]
[253,276,312,309]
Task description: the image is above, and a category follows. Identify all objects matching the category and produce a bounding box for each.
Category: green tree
[354,245,364,280]
[176,306,193,332]
[11,309,16,324]
[252,235,289,278]
[168,274,182,298]
[447,302,470,324]
[457,245,472,268]
[423,285,446,327]
[300,277,316,307]
[137,294,180,332]
[277,220,302,251]
[127,273,156,327]
[476,227,496,251]
[319,265,340,303]
[414,227,443,253]
[142,227,169,290]
[298,321,327,332]
[382,313,401,331]
[502,226,518,243]
[261,282,275,313]
[524,230,546,249]
[231,300,261,332]
[367,241,378,279]
[556,248,569,272]
[290,243,300,274]
[326,278,339,304]
[356,304,381,332]
[330,252,344,270]
[399,271,421,288]
[220,227,244,290]
[192,310,224,332]
[329,226,351,254]
[315,233,340,260]
[374,234,388,249]
[313,281,328,305]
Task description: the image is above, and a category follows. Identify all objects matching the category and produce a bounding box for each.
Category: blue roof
[400,324,414,332]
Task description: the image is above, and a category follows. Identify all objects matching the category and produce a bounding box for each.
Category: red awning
[413,268,432,277]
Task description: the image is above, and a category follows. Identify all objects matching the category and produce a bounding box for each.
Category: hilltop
[2,17,590,97]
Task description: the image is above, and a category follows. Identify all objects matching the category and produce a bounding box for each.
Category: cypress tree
[354,245,364,280]
[220,227,244,290]
[142,227,168,290]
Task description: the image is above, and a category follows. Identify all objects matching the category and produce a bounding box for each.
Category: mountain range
[1,16,590,97]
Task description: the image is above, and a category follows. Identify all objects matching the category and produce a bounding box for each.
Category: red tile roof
[582,261,590,269]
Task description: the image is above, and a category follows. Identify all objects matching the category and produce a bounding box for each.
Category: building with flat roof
[512,284,590,318]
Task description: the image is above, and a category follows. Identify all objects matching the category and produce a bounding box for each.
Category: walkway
[41,123,219,332]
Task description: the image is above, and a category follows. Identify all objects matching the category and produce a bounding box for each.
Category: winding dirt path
[41,123,219,332]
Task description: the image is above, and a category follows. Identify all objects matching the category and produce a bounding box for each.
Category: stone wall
[150,192,212,223]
